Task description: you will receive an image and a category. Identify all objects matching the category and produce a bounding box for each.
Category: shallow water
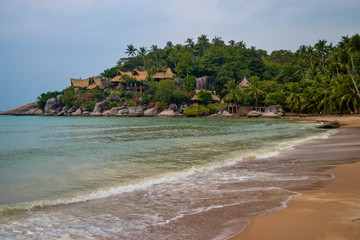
[0,116,336,239]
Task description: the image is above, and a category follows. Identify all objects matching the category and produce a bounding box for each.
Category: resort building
[70,77,105,89]
[70,68,175,93]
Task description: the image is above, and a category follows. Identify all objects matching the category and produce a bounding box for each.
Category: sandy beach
[231,115,360,240]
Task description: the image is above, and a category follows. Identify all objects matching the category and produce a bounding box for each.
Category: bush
[183,104,210,117]
[183,75,196,91]
[119,97,127,104]
[196,89,213,103]
[106,101,118,108]
[62,90,77,109]
[83,101,97,111]
[139,96,150,106]
[198,105,210,115]
[147,102,155,108]
[155,101,168,110]
[183,107,198,117]
[128,100,136,106]
[36,90,62,110]
[125,91,134,99]
[208,103,227,113]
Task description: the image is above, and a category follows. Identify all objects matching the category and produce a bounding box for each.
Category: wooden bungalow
[110,69,148,92]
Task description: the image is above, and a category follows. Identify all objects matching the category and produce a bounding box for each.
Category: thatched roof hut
[152,68,174,80]
[132,69,148,81]
[240,76,249,88]
[191,90,220,102]
[111,69,148,83]
[70,78,90,88]
[88,77,103,89]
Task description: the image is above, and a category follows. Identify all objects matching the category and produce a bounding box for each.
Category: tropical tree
[285,83,302,114]
[212,36,225,48]
[245,76,265,110]
[138,47,148,70]
[185,38,196,60]
[125,44,137,57]
[314,39,329,68]
[224,79,242,113]
[151,45,159,70]
[197,34,209,55]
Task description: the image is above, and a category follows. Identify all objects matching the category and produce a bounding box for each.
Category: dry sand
[231,115,360,240]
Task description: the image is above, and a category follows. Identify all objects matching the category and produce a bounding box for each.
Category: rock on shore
[0,102,42,116]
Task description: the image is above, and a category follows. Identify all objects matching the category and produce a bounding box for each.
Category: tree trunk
[347,66,360,99]
[350,54,359,76]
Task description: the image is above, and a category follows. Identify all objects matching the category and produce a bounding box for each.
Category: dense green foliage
[184,104,210,116]
[38,33,360,114]
[37,90,63,110]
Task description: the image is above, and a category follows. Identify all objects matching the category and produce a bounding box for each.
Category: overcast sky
[1,0,359,110]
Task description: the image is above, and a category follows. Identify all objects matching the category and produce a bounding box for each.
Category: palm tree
[125,44,137,57]
[342,34,360,76]
[235,41,246,49]
[138,47,147,70]
[314,39,329,68]
[151,44,159,71]
[185,38,196,59]
[340,35,360,100]
[228,40,235,47]
[285,83,302,115]
[165,41,173,49]
[197,34,209,55]
[245,76,264,110]
[212,36,224,48]
[224,79,242,114]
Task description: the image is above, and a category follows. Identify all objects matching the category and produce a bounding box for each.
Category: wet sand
[231,115,360,240]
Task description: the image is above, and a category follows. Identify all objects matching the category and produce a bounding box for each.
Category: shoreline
[231,115,360,240]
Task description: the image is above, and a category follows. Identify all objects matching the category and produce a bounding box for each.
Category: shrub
[183,104,210,117]
[125,91,134,99]
[36,90,62,110]
[208,103,227,113]
[128,100,136,106]
[155,101,168,110]
[139,96,150,106]
[119,97,127,104]
[62,90,77,109]
[147,102,155,108]
[106,101,118,108]
[196,89,213,103]
[183,107,198,117]
[83,101,97,111]
[198,105,210,115]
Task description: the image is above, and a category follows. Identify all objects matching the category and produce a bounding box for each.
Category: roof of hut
[111,69,148,82]
[191,90,220,102]
[132,69,148,81]
[88,77,103,89]
[240,76,249,88]
[211,94,220,102]
[152,68,175,79]
[70,78,90,88]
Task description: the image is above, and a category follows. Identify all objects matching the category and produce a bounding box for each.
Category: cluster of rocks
[247,105,284,118]
[0,95,191,117]
[1,96,283,119]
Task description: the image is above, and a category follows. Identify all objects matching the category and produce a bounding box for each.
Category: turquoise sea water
[0,116,331,239]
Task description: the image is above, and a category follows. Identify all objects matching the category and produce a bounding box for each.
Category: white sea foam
[0,126,336,214]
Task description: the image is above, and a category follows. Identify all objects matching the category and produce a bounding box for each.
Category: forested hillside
[39,34,360,114]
